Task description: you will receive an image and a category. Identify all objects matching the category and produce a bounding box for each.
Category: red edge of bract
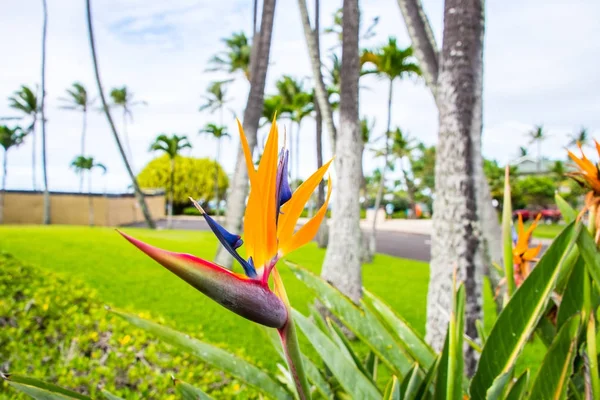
[116,230,253,282]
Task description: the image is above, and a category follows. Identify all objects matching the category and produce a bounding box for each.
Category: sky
[1,0,599,193]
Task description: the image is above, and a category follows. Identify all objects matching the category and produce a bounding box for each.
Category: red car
[513,208,561,223]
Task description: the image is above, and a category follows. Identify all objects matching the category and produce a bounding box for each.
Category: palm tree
[86,0,155,229]
[261,94,287,126]
[320,0,363,303]
[207,32,252,81]
[0,125,25,224]
[70,156,106,226]
[527,124,547,173]
[214,0,277,269]
[362,37,421,255]
[390,128,418,215]
[567,127,590,148]
[518,146,528,157]
[199,124,230,217]
[40,0,50,225]
[149,134,192,229]
[109,86,146,164]
[8,85,38,189]
[59,82,94,191]
[199,81,232,128]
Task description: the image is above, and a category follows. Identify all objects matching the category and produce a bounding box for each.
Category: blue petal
[201,212,257,278]
[276,149,292,215]
[511,225,518,245]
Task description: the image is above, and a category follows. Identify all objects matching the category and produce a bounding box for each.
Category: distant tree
[199,81,232,127]
[8,85,38,189]
[567,127,590,148]
[527,124,547,172]
[199,123,230,217]
[59,82,95,191]
[516,175,555,207]
[109,86,147,164]
[207,32,252,81]
[149,134,192,229]
[70,156,106,226]
[518,146,528,157]
[389,128,418,215]
[0,125,25,224]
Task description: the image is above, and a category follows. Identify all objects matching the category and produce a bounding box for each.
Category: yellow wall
[2,192,165,226]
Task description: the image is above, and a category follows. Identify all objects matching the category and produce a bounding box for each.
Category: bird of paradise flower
[119,119,332,399]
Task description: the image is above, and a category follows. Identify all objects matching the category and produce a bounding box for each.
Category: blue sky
[1,0,599,193]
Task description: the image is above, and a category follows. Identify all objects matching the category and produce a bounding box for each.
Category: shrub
[0,253,253,399]
[137,155,228,207]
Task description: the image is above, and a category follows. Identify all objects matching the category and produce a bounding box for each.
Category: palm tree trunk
[88,170,94,226]
[253,0,259,34]
[168,158,174,229]
[426,0,485,374]
[314,0,328,248]
[0,150,7,224]
[537,139,541,172]
[215,0,277,268]
[80,110,87,192]
[40,0,51,225]
[369,79,394,257]
[321,0,362,303]
[297,0,337,150]
[214,139,221,217]
[85,0,155,229]
[31,119,36,190]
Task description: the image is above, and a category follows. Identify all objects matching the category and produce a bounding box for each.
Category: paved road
[127,218,549,262]
[127,218,433,261]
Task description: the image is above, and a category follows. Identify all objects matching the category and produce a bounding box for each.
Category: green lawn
[531,222,566,239]
[1,225,542,377]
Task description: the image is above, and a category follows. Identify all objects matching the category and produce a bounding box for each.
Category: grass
[530,222,566,239]
[0,225,542,377]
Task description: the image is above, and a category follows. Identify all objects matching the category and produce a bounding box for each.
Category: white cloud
[1,0,599,193]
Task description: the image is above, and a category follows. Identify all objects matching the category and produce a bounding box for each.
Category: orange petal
[523,244,542,260]
[237,119,257,185]
[277,158,334,244]
[279,176,332,255]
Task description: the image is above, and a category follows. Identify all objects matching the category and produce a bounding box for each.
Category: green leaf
[414,356,439,400]
[113,310,291,400]
[2,375,90,400]
[101,391,125,400]
[364,290,435,369]
[288,263,413,377]
[555,246,580,295]
[174,379,213,399]
[292,309,381,400]
[470,222,579,398]
[576,227,600,285]
[485,369,512,400]
[399,364,422,400]
[383,376,400,400]
[433,331,450,400]
[446,283,465,400]
[535,316,556,348]
[475,319,488,347]
[529,314,582,399]
[555,193,577,224]
[557,256,589,328]
[503,166,516,296]
[586,313,600,399]
[364,352,378,381]
[504,370,529,400]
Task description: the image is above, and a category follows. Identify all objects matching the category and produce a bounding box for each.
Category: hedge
[0,253,257,399]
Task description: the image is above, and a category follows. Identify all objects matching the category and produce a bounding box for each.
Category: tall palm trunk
[0,151,7,224]
[214,0,277,268]
[297,0,337,150]
[321,0,362,303]
[168,158,174,229]
[88,170,94,226]
[31,118,37,190]
[40,0,51,225]
[426,0,485,374]
[369,79,394,257]
[79,109,88,192]
[214,139,221,218]
[537,139,541,172]
[85,0,155,229]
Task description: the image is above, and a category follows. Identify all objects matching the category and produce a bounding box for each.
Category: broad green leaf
[113,310,291,400]
[433,331,450,400]
[557,256,589,328]
[260,325,334,399]
[485,369,512,400]
[292,309,381,400]
[363,290,435,369]
[470,223,578,399]
[288,263,413,376]
[503,166,516,296]
[364,352,378,381]
[2,375,90,400]
[414,356,439,400]
[101,391,125,400]
[505,370,529,400]
[399,364,422,400]
[446,283,465,400]
[475,319,487,346]
[529,315,581,399]
[576,227,600,285]
[535,316,556,348]
[586,313,600,399]
[555,193,577,224]
[555,246,580,294]
[174,380,213,399]
[383,376,400,400]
